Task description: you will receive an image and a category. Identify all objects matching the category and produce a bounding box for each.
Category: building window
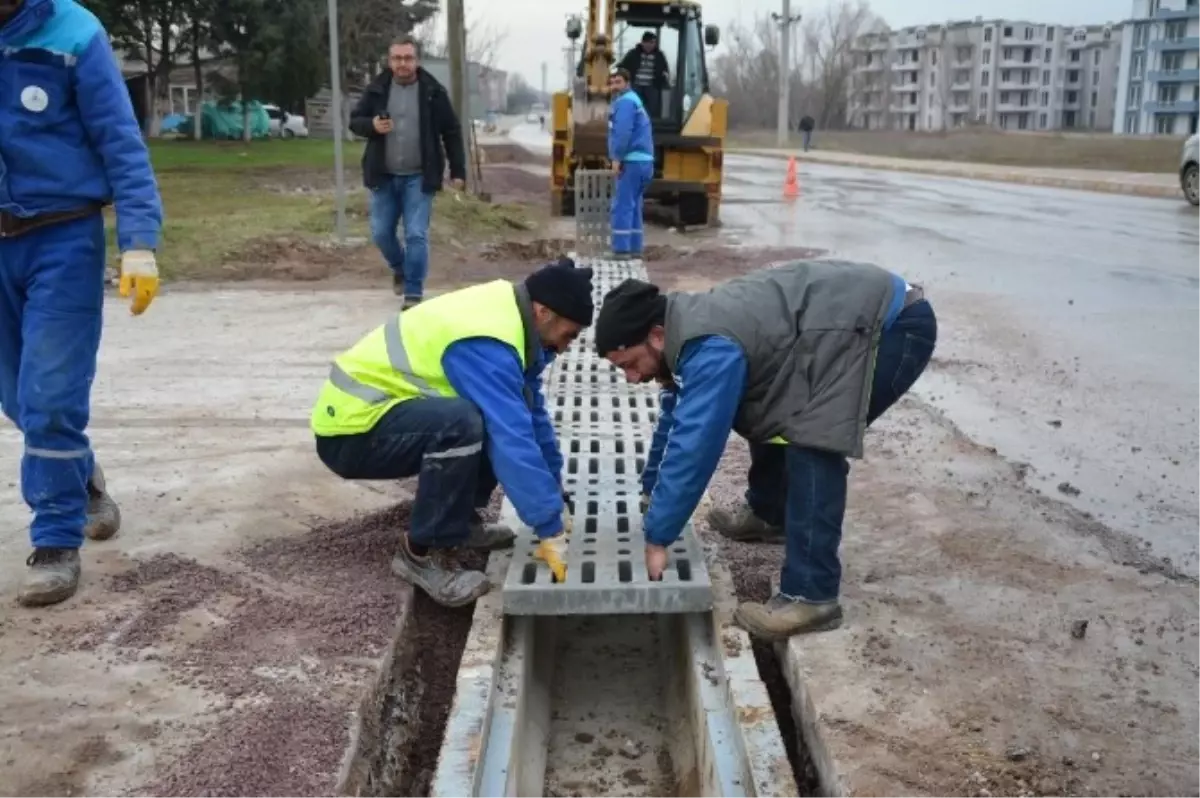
[1041,90,1050,105]
[932,50,938,65]
[1073,30,1086,43]
[1091,90,1098,106]
[1165,20,1187,41]
[1127,83,1142,106]
[1067,69,1080,83]
[1092,70,1099,84]
[1088,110,1096,127]
[982,71,990,86]
[1070,50,1081,63]
[983,50,991,64]
[1018,114,1029,129]
[1043,69,1051,84]
[1000,91,1010,104]
[984,27,993,43]
[1093,50,1100,66]
[930,70,936,86]
[1044,47,1052,61]
[1156,114,1175,134]
[1133,24,1148,49]
[981,91,988,106]
[1047,27,1055,41]
[1002,69,1011,82]
[1020,91,1031,107]
[1040,112,1048,127]
[1025,27,1035,41]
[1004,26,1013,38]
[1163,52,1183,72]
[1125,111,1138,133]
[1064,110,1077,126]
[1003,47,1013,60]
[1159,83,1179,103]
[1132,53,1145,78]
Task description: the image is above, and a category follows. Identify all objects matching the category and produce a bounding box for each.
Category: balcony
[995,102,1035,112]
[1150,36,1200,51]
[891,60,921,71]
[951,79,973,91]
[1147,67,1200,82]
[855,61,885,72]
[1154,6,1200,20]
[1143,99,1200,113]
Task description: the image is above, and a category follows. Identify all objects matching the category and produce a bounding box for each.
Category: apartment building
[848,18,1123,132]
[1113,0,1199,135]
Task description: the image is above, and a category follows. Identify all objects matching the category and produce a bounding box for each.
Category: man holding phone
[350,36,466,308]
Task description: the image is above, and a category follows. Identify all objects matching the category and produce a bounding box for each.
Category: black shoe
[402,295,423,311]
[392,273,404,296]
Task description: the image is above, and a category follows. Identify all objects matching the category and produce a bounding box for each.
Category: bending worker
[1,0,163,607]
[311,259,594,608]
[594,260,937,640]
[608,67,655,260]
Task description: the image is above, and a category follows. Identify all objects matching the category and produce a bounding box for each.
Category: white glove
[119,250,159,315]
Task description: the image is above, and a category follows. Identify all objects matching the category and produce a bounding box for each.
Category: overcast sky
[473,0,1135,92]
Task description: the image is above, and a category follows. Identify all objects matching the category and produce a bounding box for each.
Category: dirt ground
[727,128,1186,173]
[698,404,1199,797]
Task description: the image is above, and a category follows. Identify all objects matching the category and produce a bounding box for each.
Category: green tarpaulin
[198,100,271,140]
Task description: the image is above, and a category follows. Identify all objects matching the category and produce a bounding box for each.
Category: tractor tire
[679,192,709,227]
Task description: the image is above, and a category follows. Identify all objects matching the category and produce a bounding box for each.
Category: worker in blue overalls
[1,0,163,607]
[607,67,655,260]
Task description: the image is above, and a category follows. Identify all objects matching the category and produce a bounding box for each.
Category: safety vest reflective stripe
[383,317,439,397]
[328,363,390,404]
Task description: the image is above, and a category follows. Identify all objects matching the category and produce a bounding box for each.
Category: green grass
[148,137,364,171]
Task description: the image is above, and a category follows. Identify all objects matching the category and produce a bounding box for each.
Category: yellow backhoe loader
[549,0,727,227]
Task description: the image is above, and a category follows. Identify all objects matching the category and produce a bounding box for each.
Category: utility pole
[771,0,802,147]
[326,0,346,241]
[541,61,548,97]
[447,0,467,122]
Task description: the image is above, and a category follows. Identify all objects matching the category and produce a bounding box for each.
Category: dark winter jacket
[348,67,466,193]
[618,46,670,90]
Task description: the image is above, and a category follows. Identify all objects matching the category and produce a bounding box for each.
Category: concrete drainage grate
[500,501,713,615]
[496,254,715,616]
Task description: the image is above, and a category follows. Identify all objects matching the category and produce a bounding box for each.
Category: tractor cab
[609,3,719,136]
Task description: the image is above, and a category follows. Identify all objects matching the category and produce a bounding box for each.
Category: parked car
[1181,133,1198,207]
[264,104,309,139]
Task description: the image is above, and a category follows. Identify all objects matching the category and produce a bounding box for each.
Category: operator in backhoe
[593,261,937,641]
[608,68,655,260]
[618,32,670,120]
[311,259,594,608]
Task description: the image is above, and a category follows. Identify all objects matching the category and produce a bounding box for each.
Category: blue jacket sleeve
[444,339,565,538]
[642,336,747,547]
[528,355,564,482]
[609,97,634,161]
[73,31,163,252]
[641,389,678,495]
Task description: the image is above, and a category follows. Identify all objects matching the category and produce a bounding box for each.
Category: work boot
[734,594,844,641]
[391,537,490,608]
[18,548,82,607]
[402,296,422,311]
[707,502,784,544]
[84,462,121,541]
[464,518,515,550]
[392,273,405,296]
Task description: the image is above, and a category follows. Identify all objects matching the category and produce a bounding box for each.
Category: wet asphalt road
[719,156,1199,576]
[507,124,1200,575]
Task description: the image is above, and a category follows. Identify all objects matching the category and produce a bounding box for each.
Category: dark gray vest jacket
[662,260,896,458]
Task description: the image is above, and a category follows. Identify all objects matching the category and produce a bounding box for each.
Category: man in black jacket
[618,32,670,120]
[349,36,466,307]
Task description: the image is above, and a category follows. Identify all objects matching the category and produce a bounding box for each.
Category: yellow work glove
[535,531,569,582]
[119,249,159,315]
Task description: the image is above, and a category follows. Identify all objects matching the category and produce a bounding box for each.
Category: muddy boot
[464,518,515,551]
[18,548,82,607]
[84,462,121,541]
[706,502,784,543]
[391,537,490,608]
[734,594,843,641]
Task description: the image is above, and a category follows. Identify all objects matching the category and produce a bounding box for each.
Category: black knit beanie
[594,279,668,356]
[524,257,595,326]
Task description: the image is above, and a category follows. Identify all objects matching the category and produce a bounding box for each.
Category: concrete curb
[728,147,1181,199]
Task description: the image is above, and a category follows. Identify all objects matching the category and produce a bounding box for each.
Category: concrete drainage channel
[419,256,798,797]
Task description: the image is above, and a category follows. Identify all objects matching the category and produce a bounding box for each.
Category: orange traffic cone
[783,156,800,199]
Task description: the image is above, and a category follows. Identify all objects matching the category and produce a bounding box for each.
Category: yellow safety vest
[311,280,530,437]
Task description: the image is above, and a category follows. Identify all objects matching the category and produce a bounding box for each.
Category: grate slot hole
[635,457,645,472]
[587,500,598,515]
[590,440,600,453]
[635,440,645,454]
[569,440,580,453]
[617,516,630,534]
[616,500,628,515]
[521,562,537,584]
[568,457,578,475]
[618,561,632,583]
[615,440,625,454]
[615,459,626,475]
[677,559,693,581]
[588,458,598,475]
[582,561,596,583]
[585,517,597,534]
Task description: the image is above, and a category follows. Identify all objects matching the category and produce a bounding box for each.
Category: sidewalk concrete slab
[731,147,1182,199]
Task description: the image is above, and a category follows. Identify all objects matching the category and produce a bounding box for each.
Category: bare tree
[414,8,508,69]
[800,0,874,129]
[336,0,438,87]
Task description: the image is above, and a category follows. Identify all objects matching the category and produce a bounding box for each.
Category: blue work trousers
[0,213,106,550]
[369,174,434,300]
[745,300,938,603]
[611,161,653,255]
[315,397,498,549]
